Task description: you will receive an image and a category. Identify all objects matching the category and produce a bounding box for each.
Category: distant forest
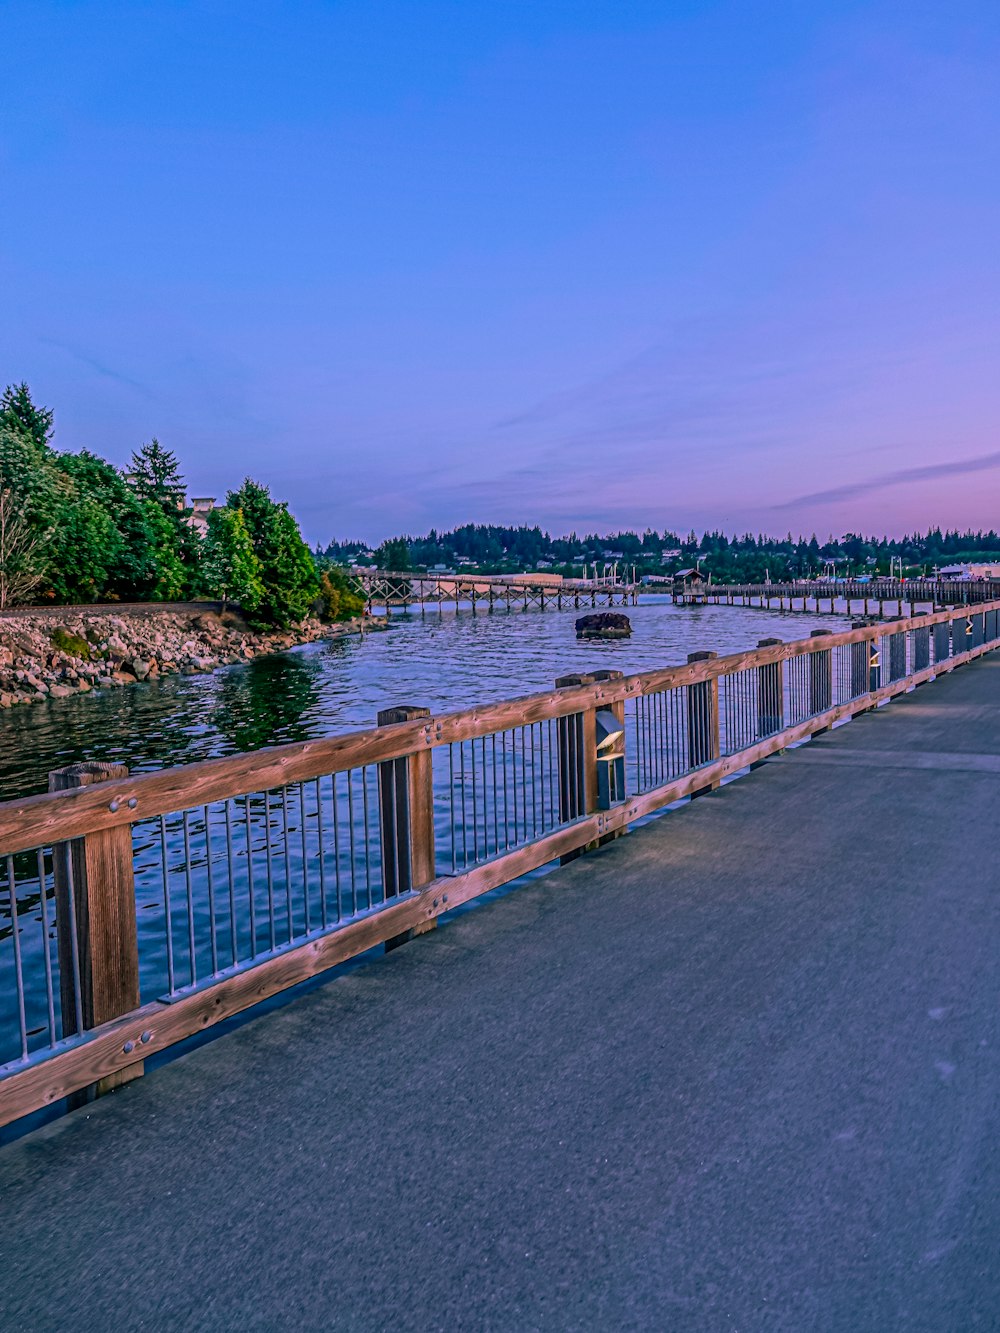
[321,523,1000,583]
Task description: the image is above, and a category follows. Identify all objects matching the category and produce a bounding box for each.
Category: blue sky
[2,0,999,543]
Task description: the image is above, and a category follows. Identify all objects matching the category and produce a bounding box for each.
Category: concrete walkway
[3,658,1000,1332]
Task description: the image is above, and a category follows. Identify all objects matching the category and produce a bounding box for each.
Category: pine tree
[0,382,54,450]
[128,438,186,515]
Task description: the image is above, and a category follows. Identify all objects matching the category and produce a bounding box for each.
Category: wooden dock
[350,568,639,611]
[1,598,999,1125]
[671,577,1000,616]
[3,614,1000,1326]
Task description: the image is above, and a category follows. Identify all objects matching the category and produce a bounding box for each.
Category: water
[0,596,848,802]
[1,596,853,1072]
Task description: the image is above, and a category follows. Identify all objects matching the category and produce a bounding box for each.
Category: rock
[575,612,632,640]
[96,676,116,688]
[48,684,74,699]
[131,658,151,679]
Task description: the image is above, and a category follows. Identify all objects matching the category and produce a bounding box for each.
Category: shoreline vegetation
[0,382,365,631]
[0,607,387,711]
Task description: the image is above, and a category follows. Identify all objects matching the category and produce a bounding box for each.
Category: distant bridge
[349,569,639,611]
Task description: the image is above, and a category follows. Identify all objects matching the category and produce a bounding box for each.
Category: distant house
[186,495,216,538]
[673,567,706,587]
[660,549,682,563]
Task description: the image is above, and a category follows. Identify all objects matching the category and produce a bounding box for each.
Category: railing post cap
[687,651,718,662]
[49,761,129,790]
[555,672,596,688]
[757,637,782,647]
[377,705,431,726]
[590,668,624,682]
[809,629,833,637]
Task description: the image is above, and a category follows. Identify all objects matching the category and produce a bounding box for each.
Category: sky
[2,0,999,544]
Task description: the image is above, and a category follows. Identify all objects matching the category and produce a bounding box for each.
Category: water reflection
[211,654,321,754]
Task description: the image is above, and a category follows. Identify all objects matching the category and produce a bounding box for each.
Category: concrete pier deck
[3,657,999,1331]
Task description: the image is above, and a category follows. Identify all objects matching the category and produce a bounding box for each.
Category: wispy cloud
[40,337,156,397]
[774,450,1000,510]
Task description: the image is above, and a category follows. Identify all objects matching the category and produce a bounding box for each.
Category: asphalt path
[2,657,999,1331]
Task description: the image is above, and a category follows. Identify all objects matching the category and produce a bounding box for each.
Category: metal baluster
[160,815,176,991]
[181,811,197,986]
[314,779,327,931]
[35,849,56,1047]
[224,800,238,966]
[263,791,277,951]
[5,857,28,1060]
[243,795,257,958]
[282,786,294,940]
[203,805,218,976]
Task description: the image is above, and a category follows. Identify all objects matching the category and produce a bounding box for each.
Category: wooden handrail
[1,600,998,858]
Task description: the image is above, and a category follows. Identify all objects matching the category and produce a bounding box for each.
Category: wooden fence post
[555,673,598,862]
[687,651,720,795]
[377,706,436,951]
[753,638,784,766]
[808,629,833,732]
[50,761,140,1103]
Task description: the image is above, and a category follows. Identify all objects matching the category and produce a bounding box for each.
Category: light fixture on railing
[595,709,624,752]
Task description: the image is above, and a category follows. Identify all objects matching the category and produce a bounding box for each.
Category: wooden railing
[674,579,1000,607]
[3,601,1000,1129]
[350,569,639,610]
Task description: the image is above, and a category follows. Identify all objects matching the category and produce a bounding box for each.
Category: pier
[2,602,1000,1325]
[351,568,639,612]
[670,576,1000,616]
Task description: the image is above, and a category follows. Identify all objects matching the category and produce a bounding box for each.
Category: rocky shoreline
[0,608,381,709]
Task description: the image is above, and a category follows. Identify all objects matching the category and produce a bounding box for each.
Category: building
[938,563,1000,581]
[186,496,216,538]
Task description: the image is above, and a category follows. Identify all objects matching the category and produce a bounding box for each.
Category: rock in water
[576,612,632,640]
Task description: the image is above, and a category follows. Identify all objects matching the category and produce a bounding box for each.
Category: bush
[316,566,365,622]
[51,627,91,659]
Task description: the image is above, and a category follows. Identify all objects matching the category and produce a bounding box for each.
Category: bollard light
[595,708,624,752]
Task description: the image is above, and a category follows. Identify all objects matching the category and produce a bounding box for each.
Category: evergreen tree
[0,382,54,450]
[226,478,318,628]
[128,438,186,514]
[375,536,411,570]
[203,506,264,612]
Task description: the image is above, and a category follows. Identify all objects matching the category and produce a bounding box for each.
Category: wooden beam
[50,762,142,1102]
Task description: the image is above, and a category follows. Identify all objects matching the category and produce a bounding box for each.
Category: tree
[375,537,411,570]
[144,502,187,600]
[226,478,319,628]
[128,438,186,514]
[0,487,49,608]
[0,382,54,451]
[203,506,264,612]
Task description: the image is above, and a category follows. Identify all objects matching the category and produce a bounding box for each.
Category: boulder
[575,612,632,640]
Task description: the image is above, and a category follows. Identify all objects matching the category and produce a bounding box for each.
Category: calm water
[2,595,858,1076]
[0,596,850,802]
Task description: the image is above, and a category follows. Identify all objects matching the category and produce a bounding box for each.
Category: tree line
[321,522,1000,582]
[0,383,363,626]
